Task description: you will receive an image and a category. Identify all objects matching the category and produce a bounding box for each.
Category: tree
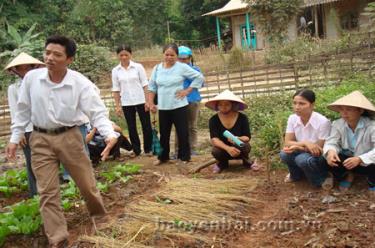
[0,23,43,63]
[246,0,303,45]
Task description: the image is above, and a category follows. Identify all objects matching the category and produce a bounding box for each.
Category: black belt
[34,125,75,135]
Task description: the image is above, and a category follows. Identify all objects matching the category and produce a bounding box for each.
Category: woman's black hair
[116,44,132,54]
[163,43,179,55]
[293,89,315,103]
[362,110,374,119]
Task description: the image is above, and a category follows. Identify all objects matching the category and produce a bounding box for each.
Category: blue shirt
[149,62,204,110]
[343,117,365,156]
[183,64,203,103]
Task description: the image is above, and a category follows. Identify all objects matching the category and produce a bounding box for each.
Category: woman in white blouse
[280,89,332,187]
[112,44,152,156]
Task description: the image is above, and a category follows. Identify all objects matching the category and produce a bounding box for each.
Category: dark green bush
[70,44,116,84]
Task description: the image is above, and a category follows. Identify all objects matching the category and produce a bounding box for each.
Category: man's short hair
[45,35,77,58]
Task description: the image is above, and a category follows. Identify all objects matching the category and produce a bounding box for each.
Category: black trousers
[329,153,375,187]
[122,104,152,155]
[88,134,132,166]
[211,143,251,170]
[158,106,190,161]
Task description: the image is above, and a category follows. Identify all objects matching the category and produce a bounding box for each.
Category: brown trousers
[30,127,106,245]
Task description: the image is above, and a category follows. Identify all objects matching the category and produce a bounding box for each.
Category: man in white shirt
[6,35,117,248]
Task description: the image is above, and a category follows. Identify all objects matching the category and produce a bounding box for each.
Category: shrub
[70,44,116,84]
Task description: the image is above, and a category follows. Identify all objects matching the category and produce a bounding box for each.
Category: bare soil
[1,141,375,248]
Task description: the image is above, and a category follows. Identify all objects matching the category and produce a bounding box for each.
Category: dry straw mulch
[80,176,258,247]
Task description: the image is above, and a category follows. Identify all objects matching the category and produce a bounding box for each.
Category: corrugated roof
[203,0,344,17]
[304,0,342,7]
[202,0,250,16]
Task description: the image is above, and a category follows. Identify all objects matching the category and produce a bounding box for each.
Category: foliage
[100,163,141,184]
[176,0,228,47]
[60,181,81,211]
[0,197,42,246]
[0,169,28,197]
[264,31,369,64]
[70,44,116,84]
[248,0,303,45]
[0,23,43,62]
[227,47,245,68]
[0,0,170,49]
[361,2,375,32]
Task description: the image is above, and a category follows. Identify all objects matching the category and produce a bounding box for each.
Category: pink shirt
[286,112,331,143]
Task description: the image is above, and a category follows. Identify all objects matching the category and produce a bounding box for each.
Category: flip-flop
[369,186,375,191]
[250,160,261,171]
[284,173,294,183]
[339,180,352,191]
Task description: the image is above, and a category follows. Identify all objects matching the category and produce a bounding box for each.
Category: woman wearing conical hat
[5,52,44,197]
[323,91,375,194]
[206,90,259,173]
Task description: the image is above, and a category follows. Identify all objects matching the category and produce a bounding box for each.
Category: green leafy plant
[0,197,42,245]
[0,169,28,197]
[100,163,140,184]
[361,2,375,32]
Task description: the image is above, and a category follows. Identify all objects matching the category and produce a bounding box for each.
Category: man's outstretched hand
[101,137,118,161]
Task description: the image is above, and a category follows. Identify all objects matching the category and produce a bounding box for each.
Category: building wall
[287,17,298,42]
[230,14,265,49]
[325,4,339,39]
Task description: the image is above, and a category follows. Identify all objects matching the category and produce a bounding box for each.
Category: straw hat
[205,89,248,111]
[328,90,375,114]
[4,52,44,71]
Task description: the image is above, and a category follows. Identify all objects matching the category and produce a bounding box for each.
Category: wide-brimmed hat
[205,89,248,111]
[4,52,44,71]
[328,90,375,114]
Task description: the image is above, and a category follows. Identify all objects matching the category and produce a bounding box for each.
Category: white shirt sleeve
[318,119,331,140]
[111,68,120,92]
[10,78,32,144]
[323,121,342,157]
[79,84,117,140]
[137,64,148,87]
[7,83,17,124]
[285,115,294,133]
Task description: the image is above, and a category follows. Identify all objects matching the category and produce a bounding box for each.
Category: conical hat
[205,89,248,111]
[4,52,44,70]
[328,90,375,114]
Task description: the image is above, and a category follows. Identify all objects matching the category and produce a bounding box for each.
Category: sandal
[369,186,375,196]
[339,173,354,191]
[153,160,165,166]
[250,160,261,171]
[212,164,221,174]
[321,173,334,190]
[284,173,295,183]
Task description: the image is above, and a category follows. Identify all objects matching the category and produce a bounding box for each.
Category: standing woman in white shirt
[5,52,44,197]
[280,89,332,187]
[112,45,152,156]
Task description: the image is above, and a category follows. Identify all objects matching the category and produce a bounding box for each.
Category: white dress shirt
[111,60,148,106]
[8,79,33,132]
[286,111,331,143]
[10,68,116,144]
